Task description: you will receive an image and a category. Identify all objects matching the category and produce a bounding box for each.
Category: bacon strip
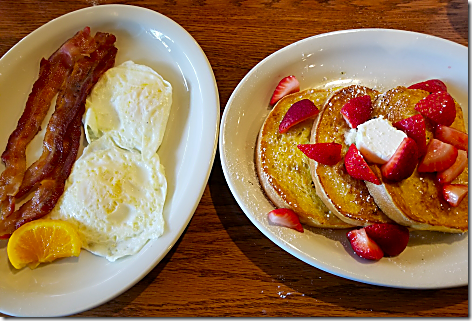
[0,112,82,235]
[16,33,117,199]
[0,28,117,236]
[0,27,97,210]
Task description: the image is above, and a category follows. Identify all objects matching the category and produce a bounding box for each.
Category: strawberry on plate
[270,75,300,105]
[380,137,418,182]
[437,150,468,184]
[267,208,304,233]
[347,228,384,260]
[297,143,342,165]
[364,223,410,257]
[340,95,372,129]
[279,99,319,133]
[344,144,381,185]
[442,184,468,207]
[434,125,468,152]
[417,139,458,172]
[408,79,448,93]
[393,114,427,157]
[414,91,456,126]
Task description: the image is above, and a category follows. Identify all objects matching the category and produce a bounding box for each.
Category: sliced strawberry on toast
[364,223,409,257]
[347,228,384,260]
[408,79,447,93]
[435,125,468,152]
[437,150,468,185]
[442,184,468,207]
[267,208,304,232]
[340,95,372,129]
[344,144,381,185]
[279,99,319,133]
[414,91,456,126]
[270,75,300,105]
[417,139,458,172]
[393,114,427,157]
[297,143,342,165]
[380,137,418,182]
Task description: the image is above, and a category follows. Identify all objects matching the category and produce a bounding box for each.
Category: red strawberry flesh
[347,228,384,260]
[380,137,418,182]
[297,143,342,165]
[393,114,427,157]
[408,79,448,93]
[414,91,456,126]
[442,184,468,207]
[279,99,319,133]
[437,150,468,185]
[435,125,468,152]
[417,139,458,172]
[270,75,300,105]
[267,208,304,233]
[340,95,372,129]
[364,223,410,257]
[344,144,381,185]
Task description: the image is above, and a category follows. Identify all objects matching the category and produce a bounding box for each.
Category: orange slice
[7,219,81,270]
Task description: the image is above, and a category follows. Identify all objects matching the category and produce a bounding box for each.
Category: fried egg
[49,135,167,261]
[84,60,172,159]
[48,61,172,262]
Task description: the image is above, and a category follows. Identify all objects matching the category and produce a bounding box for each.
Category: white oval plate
[220,29,468,289]
[0,4,219,317]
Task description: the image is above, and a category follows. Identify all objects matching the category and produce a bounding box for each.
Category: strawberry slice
[437,150,468,184]
[297,143,342,165]
[435,125,468,152]
[380,137,419,182]
[347,228,384,260]
[267,208,304,233]
[279,99,319,133]
[340,95,372,129]
[393,114,427,157]
[344,144,381,185]
[442,184,468,207]
[408,79,448,93]
[364,223,410,257]
[270,75,300,105]
[417,139,458,172]
[414,91,456,126]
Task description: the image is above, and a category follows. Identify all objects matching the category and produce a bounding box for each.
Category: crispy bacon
[0,28,118,236]
[0,112,82,235]
[0,27,98,212]
[16,33,117,198]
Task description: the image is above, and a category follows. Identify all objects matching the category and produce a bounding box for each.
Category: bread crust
[255,89,352,229]
[365,86,468,233]
[309,85,391,226]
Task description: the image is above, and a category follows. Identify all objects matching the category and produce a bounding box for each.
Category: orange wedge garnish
[7,219,81,269]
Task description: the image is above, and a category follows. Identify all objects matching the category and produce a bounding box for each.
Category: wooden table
[0,0,468,317]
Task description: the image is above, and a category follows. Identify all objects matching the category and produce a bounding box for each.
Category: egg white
[84,60,172,159]
[48,134,167,262]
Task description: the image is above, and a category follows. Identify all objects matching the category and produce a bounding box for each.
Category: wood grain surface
[0,0,468,317]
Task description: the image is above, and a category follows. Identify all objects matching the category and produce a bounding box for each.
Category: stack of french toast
[255,77,468,259]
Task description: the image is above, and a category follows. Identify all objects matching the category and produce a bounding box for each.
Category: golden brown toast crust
[255,89,352,228]
[366,86,468,233]
[310,85,391,226]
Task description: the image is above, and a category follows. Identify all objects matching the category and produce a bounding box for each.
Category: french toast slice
[255,88,352,228]
[365,86,468,233]
[309,85,392,226]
